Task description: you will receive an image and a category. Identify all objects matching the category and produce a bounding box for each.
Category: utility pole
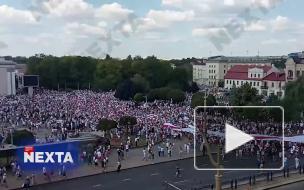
[201,90,223,190]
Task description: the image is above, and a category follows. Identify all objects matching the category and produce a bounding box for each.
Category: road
[271,181,304,190]
[28,158,260,190]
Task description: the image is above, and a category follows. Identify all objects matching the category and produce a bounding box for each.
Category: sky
[0,0,303,59]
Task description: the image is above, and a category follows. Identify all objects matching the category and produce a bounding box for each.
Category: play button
[225,123,254,154]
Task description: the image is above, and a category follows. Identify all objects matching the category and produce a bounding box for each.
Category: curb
[254,176,304,190]
[11,156,194,190]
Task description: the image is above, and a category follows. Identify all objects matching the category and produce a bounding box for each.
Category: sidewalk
[235,170,304,190]
[2,138,194,190]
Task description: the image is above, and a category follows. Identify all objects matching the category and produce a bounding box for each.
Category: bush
[191,92,217,108]
[166,89,186,103]
[97,119,118,131]
[114,79,136,100]
[5,130,35,146]
[147,87,185,103]
[133,93,145,102]
[118,116,137,126]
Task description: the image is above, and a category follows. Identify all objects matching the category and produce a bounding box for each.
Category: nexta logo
[17,142,79,171]
[24,146,74,164]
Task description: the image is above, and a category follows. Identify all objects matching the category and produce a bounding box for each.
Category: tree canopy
[27,55,191,102]
[97,119,118,131]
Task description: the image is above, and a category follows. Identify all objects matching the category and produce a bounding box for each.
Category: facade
[285,51,304,82]
[224,65,286,98]
[192,60,208,85]
[0,58,24,96]
[193,56,272,87]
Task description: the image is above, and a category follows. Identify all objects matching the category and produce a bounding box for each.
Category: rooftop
[224,65,284,81]
[207,56,271,64]
[0,57,16,65]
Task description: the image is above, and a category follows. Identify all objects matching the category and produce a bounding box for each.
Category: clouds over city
[0,0,303,58]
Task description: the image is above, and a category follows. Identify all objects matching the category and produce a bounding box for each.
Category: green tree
[189,82,199,93]
[97,119,117,131]
[282,76,304,121]
[229,83,262,106]
[166,89,186,103]
[118,116,137,126]
[118,116,137,135]
[114,79,136,100]
[218,80,224,88]
[134,93,146,102]
[131,74,150,93]
[191,92,216,108]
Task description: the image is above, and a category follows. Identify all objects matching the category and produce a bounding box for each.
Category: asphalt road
[28,158,261,190]
[271,181,304,190]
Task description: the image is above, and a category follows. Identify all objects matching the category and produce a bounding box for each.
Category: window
[250,82,252,86]
[250,74,252,78]
[272,82,274,87]
[230,80,232,84]
[241,81,243,85]
[297,70,300,77]
[224,70,226,74]
[253,82,256,86]
[258,74,260,78]
[279,82,281,88]
[257,82,259,86]
[237,81,239,85]
[226,80,229,84]
[254,74,256,78]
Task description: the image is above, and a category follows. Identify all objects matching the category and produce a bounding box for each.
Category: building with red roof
[224,64,286,98]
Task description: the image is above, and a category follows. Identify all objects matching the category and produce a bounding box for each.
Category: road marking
[151,173,159,176]
[166,183,182,190]
[174,179,189,184]
[92,184,102,188]
[121,178,132,182]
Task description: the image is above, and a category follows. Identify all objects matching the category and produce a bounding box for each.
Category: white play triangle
[225,123,254,154]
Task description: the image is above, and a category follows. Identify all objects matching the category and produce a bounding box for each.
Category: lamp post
[201,90,223,190]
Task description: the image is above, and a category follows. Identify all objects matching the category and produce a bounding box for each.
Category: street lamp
[201,90,223,190]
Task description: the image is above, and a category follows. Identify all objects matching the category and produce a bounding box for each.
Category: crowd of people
[0,88,304,188]
[196,109,304,169]
[0,89,193,144]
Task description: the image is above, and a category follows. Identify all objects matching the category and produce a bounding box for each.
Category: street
[271,181,304,190]
[28,158,259,190]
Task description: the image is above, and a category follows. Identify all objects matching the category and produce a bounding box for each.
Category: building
[192,56,272,87]
[285,51,304,82]
[0,58,26,96]
[224,64,286,98]
[192,59,208,85]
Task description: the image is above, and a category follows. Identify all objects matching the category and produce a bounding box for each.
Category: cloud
[261,39,280,45]
[251,0,283,9]
[65,22,107,39]
[192,27,227,37]
[245,20,267,31]
[95,3,133,21]
[42,0,94,19]
[139,10,194,31]
[271,15,289,31]
[0,41,8,49]
[0,5,37,24]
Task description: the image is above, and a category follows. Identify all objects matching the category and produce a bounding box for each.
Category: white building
[285,51,304,82]
[224,65,286,98]
[0,58,25,96]
[192,60,208,85]
[193,56,272,87]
